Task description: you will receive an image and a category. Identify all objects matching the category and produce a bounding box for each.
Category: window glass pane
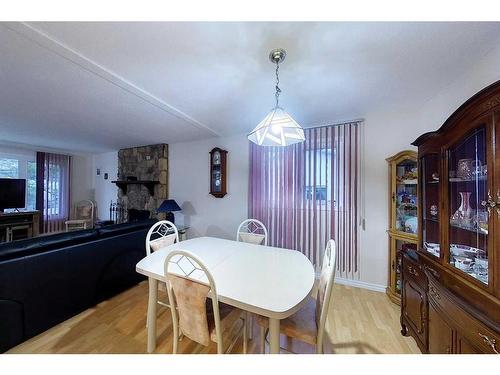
[395,158,418,234]
[304,148,333,204]
[448,127,488,285]
[45,163,61,216]
[0,158,19,178]
[421,154,440,257]
[26,161,36,210]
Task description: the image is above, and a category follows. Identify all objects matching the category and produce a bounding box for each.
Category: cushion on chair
[238,232,265,245]
[77,205,92,219]
[207,301,243,343]
[168,274,243,348]
[149,233,177,252]
[168,275,212,346]
[256,296,318,346]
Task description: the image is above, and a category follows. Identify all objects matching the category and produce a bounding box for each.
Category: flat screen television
[0,178,26,211]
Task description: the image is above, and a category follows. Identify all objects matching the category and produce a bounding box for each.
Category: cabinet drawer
[403,254,426,288]
[457,315,500,354]
[428,277,500,354]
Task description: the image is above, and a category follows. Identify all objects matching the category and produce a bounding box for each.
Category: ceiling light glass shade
[248,106,305,147]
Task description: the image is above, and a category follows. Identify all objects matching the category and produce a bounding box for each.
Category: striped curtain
[249,121,363,278]
[36,152,71,233]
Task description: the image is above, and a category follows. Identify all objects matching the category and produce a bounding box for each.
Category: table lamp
[157,199,181,224]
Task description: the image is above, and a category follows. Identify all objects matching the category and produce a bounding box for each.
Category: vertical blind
[249,121,363,278]
[36,152,71,233]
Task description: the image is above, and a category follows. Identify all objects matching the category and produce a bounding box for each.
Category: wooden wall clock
[209,147,228,198]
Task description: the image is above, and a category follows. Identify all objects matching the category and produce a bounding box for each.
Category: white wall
[169,135,249,240]
[71,154,95,210]
[92,151,119,220]
[359,43,500,287]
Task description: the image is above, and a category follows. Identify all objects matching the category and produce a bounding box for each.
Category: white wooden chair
[236,218,269,339]
[257,239,337,354]
[165,250,248,354]
[236,219,268,246]
[145,220,179,328]
[65,200,95,231]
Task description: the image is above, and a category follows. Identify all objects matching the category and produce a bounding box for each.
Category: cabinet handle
[478,333,499,354]
[424,265,440,278]
[429,285,440,300]
[496,189,500,216]
[407,265,419,277]
[481,190,496,216]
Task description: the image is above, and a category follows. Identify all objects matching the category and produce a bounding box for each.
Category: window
[26,161,37,210]
[249,121,363,277]
[45,163,62,216]
[0,158,19,178]
[304,148,340,207]
[0,155,36,211]
[37,152,71,233]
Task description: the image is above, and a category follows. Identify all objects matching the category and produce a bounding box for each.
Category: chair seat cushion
[239,232,265,245]
[149,233,177,252]
[256,296,318,346]
[207,301,243,343]
[65,219,90,224]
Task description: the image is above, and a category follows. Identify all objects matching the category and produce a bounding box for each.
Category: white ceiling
[0,22,499,153]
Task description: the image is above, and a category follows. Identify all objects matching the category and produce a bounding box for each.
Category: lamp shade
[157,199,181,213]
[248,106,305,146]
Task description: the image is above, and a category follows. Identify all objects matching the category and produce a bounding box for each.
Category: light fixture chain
[275,61,281,108]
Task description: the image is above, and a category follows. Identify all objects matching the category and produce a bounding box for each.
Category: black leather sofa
[0,219,156,352]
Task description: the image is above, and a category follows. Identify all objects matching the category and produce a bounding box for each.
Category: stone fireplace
[117,144,168,220]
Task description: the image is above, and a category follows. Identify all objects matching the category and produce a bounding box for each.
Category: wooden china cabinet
[386,151,418,305]
[401,81,500,354]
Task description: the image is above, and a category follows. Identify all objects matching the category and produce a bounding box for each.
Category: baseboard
[334,277,386,293]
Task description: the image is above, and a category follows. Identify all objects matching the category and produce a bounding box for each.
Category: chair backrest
[164,250,223,350]
[145,220,179,256]
[75,200,95,221]
[236,219,268,246]
[316,239,337,348]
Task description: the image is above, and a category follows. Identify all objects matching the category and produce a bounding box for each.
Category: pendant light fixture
[248,48,305,147]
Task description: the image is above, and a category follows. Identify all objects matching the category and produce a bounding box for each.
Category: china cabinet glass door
[447,127,490,285]
[390,238,416,295]
[421,154,441,258]
[394,159,418,235]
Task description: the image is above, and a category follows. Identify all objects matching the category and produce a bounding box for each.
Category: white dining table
[135,236,315,354]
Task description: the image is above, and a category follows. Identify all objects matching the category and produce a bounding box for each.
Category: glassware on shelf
[450,191,472,226]
[394,159,418,235]
[449,244,489,285]
[457,158,475,179]
[475,209,489,234]
[447,126,489,285]
[424,242,440,257]
[421,154,440,257]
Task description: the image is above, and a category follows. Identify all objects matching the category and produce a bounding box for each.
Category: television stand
[0,211,40,243]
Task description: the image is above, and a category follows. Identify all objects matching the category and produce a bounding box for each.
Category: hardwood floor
[7,281,420,354]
